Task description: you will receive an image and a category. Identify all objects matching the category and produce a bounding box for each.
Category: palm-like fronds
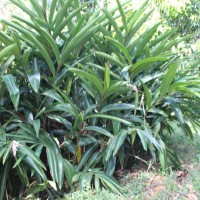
[0,0,199,199]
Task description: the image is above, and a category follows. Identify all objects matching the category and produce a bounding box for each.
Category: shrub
[0,0,199,199]
[154,0,200,36]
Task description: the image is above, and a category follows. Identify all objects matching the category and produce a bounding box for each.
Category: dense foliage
[0,0,199,199]
[154,0,200,36]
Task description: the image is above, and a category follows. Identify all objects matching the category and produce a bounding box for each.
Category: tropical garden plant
[154,0,200,36]
[0,0,199,199]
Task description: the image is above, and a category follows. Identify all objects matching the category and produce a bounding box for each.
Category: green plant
[66,132,200,199]
[154,0,200,36]
[0,0,199,199]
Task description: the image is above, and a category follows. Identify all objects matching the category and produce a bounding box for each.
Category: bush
[154,0,200,36]
[0,0,199,199]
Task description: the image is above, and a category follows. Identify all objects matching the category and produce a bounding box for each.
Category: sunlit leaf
[28,72,40,93]
[2,75,20,111]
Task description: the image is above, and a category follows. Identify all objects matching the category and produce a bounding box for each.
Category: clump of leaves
[0,0,199,199]
[154,0,200,36]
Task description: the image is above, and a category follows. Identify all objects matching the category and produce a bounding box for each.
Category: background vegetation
[0,0,199,199]
[154,0,200,36]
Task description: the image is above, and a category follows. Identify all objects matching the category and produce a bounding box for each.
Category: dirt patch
[144,175,173,199]
[121,163,199,200]
[140,172,198,200]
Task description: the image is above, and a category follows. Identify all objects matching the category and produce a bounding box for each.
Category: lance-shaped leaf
[116,0,128,32]
[113,129,127,156]
[28,71,40,93]
[105,36,132,63]
[0,159,11,200]
[43,90,64,104]
[140,81,152,109]
[2,20,56,79]
[104,65,110,91]
[85,114,132,126]
[76,143,98,171]
[159,65,177,99]
[83,126,113,138]
[33,119,40,138]
[69,68,104,96]
[100,103,135,113]
[27,182,48,195]
[95,52,124,68]
[165,97,185,132]
[0,44,16,60]
[129,57,169,79]
[2,75,20,111]
[64,160,75,191]
[94,171,122,195]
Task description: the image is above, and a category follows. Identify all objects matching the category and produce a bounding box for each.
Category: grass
[63,132,200,200]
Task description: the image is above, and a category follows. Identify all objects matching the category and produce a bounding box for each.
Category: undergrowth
[63,132,200,200]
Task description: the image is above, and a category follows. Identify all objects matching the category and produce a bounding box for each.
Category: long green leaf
[53,0,71,27]
[23,154,46,180]
[27,182,48,195]
[53,3,88,38]
[33,119,40,138]
[95,171,122,195]
[140,81,152,109]
[46,148,56,182]
[113,129,127,156]
[64,160,75,191]
[116,0,127,32]
[2,74,20,111]
[165,97,185,132]
[130,57,168,72]
[87,62,121,80]
[59,23,100,67]
[42,0,47,14]
[19,145,46,170]
[57,154,64,190]
[83,126,113,138]
[0,31,13,46]
[0,44,16,60]
[105,36,132,63]
[28,72,40,93]
[103,8,123,42]
[10,0,37,19]
[36,27,60,63]
[104,65,110,91]
[95,52,124,68]
[43,90,64,104]
[3,20,56,79]
[76,143,98,171]
[100,103,135,113]
[85,114,131,126]
[29,0,45,20]
[159,65,177,99]
[125,7,152,45]
[69,68,104,96]
[136,129,147,151]
[2,143,12,164]
[0,159,11,200]
[49,0,58,24]
[130,57,169,80]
